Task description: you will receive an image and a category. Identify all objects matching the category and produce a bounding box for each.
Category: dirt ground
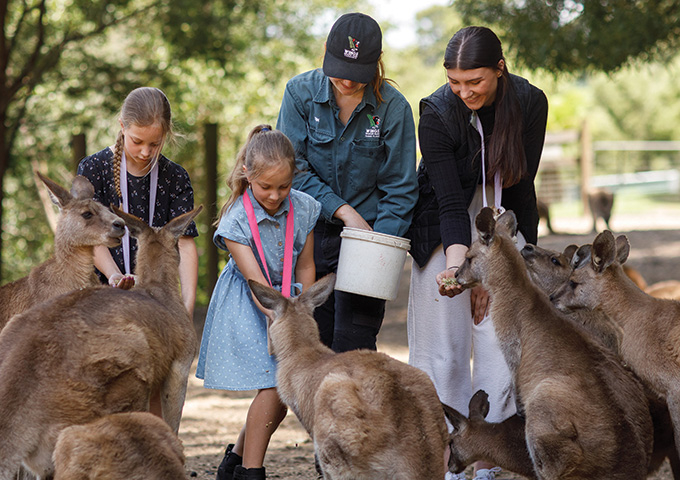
[180,210,680,480]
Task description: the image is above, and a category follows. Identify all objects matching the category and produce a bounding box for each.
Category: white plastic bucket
[335,227,411,301]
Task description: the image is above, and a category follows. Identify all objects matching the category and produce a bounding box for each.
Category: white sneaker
[472,467,501,479]
[445,472,467,480]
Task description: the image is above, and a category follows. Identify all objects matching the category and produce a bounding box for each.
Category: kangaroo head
[111,205,202,288]
[442,389,490,474]
[37,172,126,249]
[248,274,335,356]
[456,207,517,289]
[521,243,578,297]
[551,230,630,311]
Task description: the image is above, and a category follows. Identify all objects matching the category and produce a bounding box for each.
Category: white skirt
[407,185,524,421]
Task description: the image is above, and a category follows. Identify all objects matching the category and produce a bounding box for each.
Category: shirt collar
[314,73,377,110]
[245,188,291,223]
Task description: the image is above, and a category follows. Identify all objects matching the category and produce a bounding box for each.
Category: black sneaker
[233,465,266,480]
[216,444,242,480]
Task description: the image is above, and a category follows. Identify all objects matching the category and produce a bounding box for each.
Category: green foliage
[454,0,680,74]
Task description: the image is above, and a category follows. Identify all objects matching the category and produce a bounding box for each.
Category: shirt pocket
[306,126,334,179]
[349,139,386,191]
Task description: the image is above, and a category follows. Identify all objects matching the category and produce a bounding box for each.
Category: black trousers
[313,220,386,353]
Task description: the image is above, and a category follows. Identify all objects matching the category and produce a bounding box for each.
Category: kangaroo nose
[520,244,534,258]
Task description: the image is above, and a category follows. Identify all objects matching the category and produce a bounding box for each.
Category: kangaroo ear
[571,244,592,269]
[591,230,617,273]
[300,274,336,311]
[563,244,579,262]
[615,235,630,264]
[475,207,496,245]
[248,279,287,317]
[495,210,517,239]
[70,175,95,200]
[468,389,490,420]
[37,171,72,209]
[442,403,467,434]
[164,206,203,239]
[111,204,149,238]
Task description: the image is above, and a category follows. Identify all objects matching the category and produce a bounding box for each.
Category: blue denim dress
[196,189,320,390]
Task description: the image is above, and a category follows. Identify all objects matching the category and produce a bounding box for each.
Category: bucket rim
[340,227,411,249]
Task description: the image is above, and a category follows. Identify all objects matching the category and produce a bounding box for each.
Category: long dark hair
[444,26,525,187]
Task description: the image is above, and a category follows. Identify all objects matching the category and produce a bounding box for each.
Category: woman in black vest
[406,26,548,480]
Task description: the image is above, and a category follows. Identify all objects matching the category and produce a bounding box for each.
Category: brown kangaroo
[248,274,448,480]
[0,172,125,331]
[522,241,680,478]
[551,229,680,472]
[442,390,537,479]
[53,412,186,480]
[0,207,200,479]
[454,207,652,479]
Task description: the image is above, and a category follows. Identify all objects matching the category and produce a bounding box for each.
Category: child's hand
[110,273,136,290]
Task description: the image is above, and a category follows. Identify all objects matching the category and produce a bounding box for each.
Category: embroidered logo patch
[365,114,381,138]
[344,36,360,60]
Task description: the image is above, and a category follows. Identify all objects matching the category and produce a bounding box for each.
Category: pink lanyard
[242,191,295,298]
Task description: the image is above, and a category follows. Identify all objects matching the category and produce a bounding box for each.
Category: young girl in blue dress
[196,124,320,480]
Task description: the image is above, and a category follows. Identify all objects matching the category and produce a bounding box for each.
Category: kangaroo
[0,172,125,331]
[442,390,536,479]
[53,411,186,480]
[551,229,680,470]
[623,264,680,301]
[454,207,652,479]
[248,274,448,480]
[522,242,680,478]
[587,188,614,233]
[0,207,200,479]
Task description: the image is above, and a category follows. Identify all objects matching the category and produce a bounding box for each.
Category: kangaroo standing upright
[249,275,448,480]
[552,229,680,472]
[0,207,200,479]
[454,207,652,479]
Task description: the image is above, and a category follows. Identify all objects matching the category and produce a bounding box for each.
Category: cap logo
[344,36,360,60]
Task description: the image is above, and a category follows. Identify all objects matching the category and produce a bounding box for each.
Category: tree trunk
[204,123,219,293]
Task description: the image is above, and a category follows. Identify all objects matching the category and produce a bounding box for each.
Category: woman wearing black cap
[406,26,548,480]
[276,12,418,354]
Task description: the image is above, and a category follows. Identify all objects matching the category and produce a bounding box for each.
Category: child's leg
[242,388,288,468]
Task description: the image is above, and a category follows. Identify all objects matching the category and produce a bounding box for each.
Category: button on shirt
[276,69,418,237]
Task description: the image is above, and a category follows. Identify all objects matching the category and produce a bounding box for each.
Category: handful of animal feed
[441,277,459,287]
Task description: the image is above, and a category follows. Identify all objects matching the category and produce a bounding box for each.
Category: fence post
[580,119,593,217]
[205,123,219,293]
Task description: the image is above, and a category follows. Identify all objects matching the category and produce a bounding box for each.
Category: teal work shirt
[276,69,417,237]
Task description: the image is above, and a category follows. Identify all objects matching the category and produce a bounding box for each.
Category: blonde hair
[217,124,296,224]
[113,87,173,197]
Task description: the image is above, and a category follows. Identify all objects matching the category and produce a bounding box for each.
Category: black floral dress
[77,147,198,280]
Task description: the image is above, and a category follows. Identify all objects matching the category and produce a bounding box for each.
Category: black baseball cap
[323,13,382,84]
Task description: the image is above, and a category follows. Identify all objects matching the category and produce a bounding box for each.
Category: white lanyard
[119,151,158,274]
[473,112,504,215]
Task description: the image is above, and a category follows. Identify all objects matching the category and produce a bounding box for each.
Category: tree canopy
[454,0,680,73]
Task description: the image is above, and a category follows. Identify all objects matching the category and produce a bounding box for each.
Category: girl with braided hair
[77,86,199,318]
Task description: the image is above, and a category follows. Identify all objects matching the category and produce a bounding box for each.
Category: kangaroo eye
[551,256,562,266]
[82,211,93,220]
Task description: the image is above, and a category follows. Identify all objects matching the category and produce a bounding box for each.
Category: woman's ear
[496,59,505,76]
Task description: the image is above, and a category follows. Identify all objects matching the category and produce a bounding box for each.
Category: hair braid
[113,130,124,199]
